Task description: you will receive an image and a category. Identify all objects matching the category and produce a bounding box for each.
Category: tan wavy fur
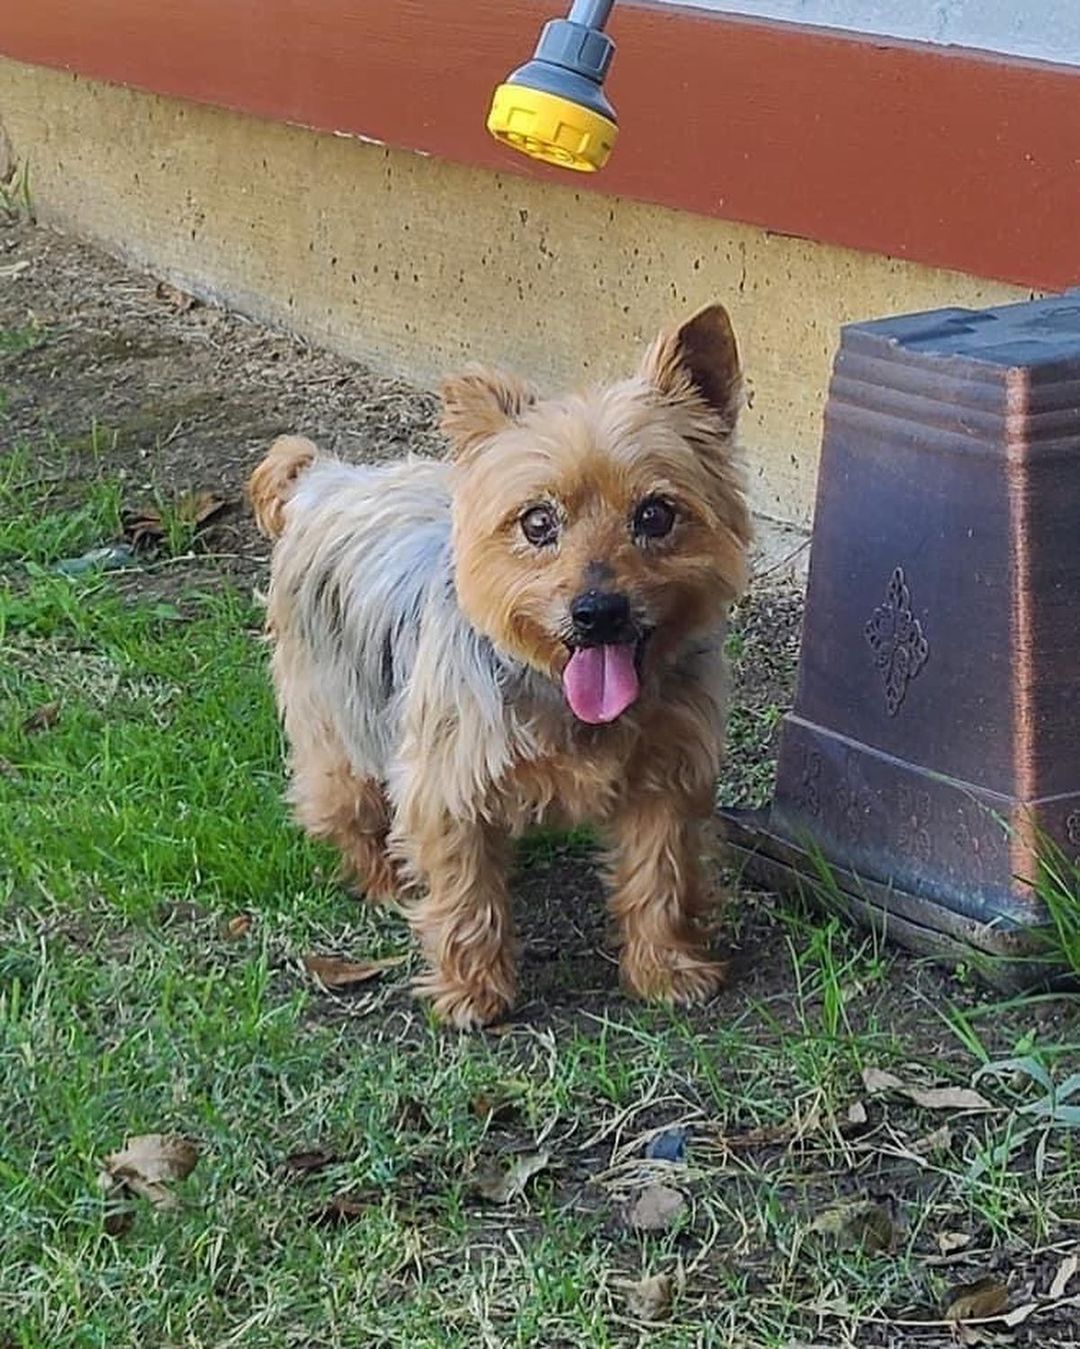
[249,304,751,1028]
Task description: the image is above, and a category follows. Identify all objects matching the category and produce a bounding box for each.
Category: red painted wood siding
[3,1,1079,288]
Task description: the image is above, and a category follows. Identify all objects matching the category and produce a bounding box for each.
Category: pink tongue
[562,644,640,724]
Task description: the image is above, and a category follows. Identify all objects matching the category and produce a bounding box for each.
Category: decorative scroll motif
[953,811,983,873]
[865,567,929,716]
[835,751,872,844]
[897,786,932,864]
[793,749,822,818]
[953,801,1002,878]
[1066,810,1080,871]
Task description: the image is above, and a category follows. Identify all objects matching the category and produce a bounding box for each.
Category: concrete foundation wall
[0,59,1027,528]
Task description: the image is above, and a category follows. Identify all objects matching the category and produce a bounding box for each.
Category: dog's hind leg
[288,742,398,901]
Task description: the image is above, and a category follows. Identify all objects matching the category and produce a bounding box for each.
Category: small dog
[249,303,750,1028]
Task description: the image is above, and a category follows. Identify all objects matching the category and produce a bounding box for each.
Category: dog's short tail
[248,435,318,539]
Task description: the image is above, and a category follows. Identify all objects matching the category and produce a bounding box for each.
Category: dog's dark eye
[520,504,559,547]
[634,496,676,540]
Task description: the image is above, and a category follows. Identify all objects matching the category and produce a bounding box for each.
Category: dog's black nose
[570,590,632,645]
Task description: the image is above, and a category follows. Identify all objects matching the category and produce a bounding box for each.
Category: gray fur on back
[275,456,518,787]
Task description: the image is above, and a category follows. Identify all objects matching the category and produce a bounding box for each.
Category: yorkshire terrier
[249,303,750,1028]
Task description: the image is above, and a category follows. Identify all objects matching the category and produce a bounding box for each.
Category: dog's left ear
[640,303,742,430]
[439,366,537,460]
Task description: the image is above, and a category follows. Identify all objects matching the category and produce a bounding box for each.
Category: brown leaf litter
[309,1193,370,1227]
[623,1183,687,1233]
[154,280,200,313]
[862,1066,994,1113]
[301,953,406,991]
[943,1276,1010,1323]
[123,490,229,549]
[282,1149,337,1178]
[472,1147,552,1204]
[811,1199,896,1255]
[620,1271,677,1322]
[99,1133,199,1213]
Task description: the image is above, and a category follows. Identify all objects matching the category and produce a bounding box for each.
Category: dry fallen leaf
[951,1326,992,1348]
[907,1085,993,1111]
[470,1094,521,1125]
[944,1277,1009,1323]
[123,492,229,548]
[104,1133,199,1185]
[624,1184,687,1233]
[862,1067,993,1112]
[100,1133,199,1210]
[123,506,165,547]
[1002,1302,1040,1329]
[812,1200,895,1254]
[301,953,406,991]
[913,1124,953,1158]
[178,490,227,527]
[282,1149,336,1177]
[473,1148,552,1204]
[309,1193,369,1226]
[712,1120,806,1151]
[937,1230,974,1256]
[22,702,60,735]
[862,1068,912,1094]
[1049,1252,1079,1300]
[846,1100,869,1126]
[623,1272,673,1322]
[155,279,199,312]
[223,913,253,940]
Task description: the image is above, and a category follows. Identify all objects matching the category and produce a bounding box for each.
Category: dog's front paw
[621,943,727,1007]
[414,969,514,1030]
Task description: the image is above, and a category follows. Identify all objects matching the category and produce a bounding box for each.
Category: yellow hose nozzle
[487,84,617,173]
[487,1,618,173]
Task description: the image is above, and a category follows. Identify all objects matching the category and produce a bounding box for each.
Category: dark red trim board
[3,1,1079,288]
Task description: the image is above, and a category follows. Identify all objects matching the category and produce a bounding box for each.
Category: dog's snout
[570,590,632,645]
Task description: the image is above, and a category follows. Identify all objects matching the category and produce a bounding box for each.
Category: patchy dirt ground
[0,213,1068,1034]
[4,218,1079,1347]
[0,215,813,996]
[0,216,799,806]
[1,220,441,592]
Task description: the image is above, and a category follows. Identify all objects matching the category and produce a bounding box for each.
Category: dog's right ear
[640,303,742,432]
[439,366,537,460]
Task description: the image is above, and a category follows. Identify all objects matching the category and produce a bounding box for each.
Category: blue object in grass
[645,1127,689,1162]
[53,542,139,576]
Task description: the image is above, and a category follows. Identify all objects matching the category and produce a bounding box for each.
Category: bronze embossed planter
[721,294,1080,987]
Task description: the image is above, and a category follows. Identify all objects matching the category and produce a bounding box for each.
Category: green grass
[0,445,123,567]
[2,388,1080,1344]
[1034,841,1080,980]
[0,327,42,356]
